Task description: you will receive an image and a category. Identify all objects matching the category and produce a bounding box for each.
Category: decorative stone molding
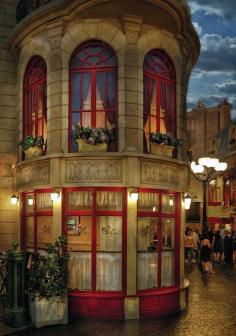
[16,160,50,188]
[141,159,188,190]
[64,158,123,183]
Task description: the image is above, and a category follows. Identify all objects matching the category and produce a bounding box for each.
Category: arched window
[69,41,118,152]
[23,56,47,149]
[143,50,176,152]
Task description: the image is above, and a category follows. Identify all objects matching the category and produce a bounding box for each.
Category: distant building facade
[187,99,236,230]
[0,0,199,319]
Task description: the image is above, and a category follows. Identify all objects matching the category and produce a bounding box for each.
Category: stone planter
[24,146,42,159]
[29,296,68,328]
[150,143,174,157]
[76,139,107,152]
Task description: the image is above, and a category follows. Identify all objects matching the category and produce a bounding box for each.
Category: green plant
[19,135,44,151]
[27,236,70,298]
[149,132,180,147]
[75,125,115,145]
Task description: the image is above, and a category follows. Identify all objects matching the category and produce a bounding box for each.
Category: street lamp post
[190,156,227,232]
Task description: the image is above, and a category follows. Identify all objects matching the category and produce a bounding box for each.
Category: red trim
[139,287,180,318]
[208,202,222,206]
[63,187,126,294]
[20,188,53,251]
[137,189,179,292]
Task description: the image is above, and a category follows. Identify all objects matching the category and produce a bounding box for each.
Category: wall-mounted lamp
[169,198,174,206]
[183,194,192,210]
[28,196,34,206]
[129,188,139,201]
[10,194,19,205]
[50,190,60,201]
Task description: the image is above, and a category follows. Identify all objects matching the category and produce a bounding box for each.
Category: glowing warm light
[28,197,34,206]
[198,157,211,166]
[191,163,204,174]
[129,188,139,201]
[169,198,174,206]
[215,162,227,171]
[184,194,192,210]
[50,191,60,201]
[10,194,18,205]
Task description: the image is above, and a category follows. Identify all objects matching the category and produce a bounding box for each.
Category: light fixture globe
[215,162,227,171]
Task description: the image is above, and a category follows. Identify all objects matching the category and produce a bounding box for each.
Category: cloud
[195,34,236,72]
[192,21,202,36]
[215,79,236,95]
[188,0,236,20]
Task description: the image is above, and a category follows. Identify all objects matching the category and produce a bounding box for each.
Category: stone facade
[1,0,199,319]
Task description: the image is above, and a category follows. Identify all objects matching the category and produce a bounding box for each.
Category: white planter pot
[29,296,68,328]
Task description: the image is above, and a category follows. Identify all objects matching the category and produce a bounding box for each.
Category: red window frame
[137,188,180,292]
[62,187,127,294]
[20,188,53,251]
[69,40,118,152]
[23,56,47,148]
[143,50,176,153]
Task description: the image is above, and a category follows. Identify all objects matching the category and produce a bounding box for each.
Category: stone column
[46,22,63,154]
[123,15,143,153]
[0,0,18,250]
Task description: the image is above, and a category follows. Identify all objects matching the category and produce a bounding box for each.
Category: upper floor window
[143,50,176,152]
[23,56,47,151]
[69,41,118,152]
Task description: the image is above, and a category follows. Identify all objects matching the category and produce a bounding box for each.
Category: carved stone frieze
[65,158,123,183]
[16,160,50,188]
[141,160,188,190]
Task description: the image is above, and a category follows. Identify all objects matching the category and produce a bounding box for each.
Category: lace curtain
[68,191,122,209]
[161,251,174,287]
[37,193,52,210]
[68,252,91,290]
[138,193,158,209]
[138,252,157,290]
[96,253,121,290]
[97,216,122,251]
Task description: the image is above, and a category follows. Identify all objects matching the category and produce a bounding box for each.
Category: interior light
[215,162,227,171]
[184,194,192,210]
[50,191,60,201]
[28,196,34,206]
[169,198,174,206]
[10,194,19,205]
[129,188,139,201]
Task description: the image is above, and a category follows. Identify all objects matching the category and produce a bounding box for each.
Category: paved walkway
[2,262,236,336]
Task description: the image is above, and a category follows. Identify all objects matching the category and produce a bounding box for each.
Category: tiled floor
[4,262,236,336]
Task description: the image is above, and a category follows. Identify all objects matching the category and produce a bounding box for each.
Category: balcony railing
[16,0,53,23]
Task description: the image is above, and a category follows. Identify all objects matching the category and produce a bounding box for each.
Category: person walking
[232,230,236,263]
[200,233,215,273]
[192,229,200,260]
[224,230,233,266]
[212,230,222,262]
[184,229,194,263]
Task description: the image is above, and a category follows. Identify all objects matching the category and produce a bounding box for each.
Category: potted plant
[19,135,44,159]
[149,132,180,157]
[75,125,115,152]
[27,236,70,328]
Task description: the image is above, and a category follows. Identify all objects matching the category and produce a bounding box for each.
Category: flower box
[29,296,68,328]
[76,139,107,152]
[24,146,42,159]
[150,143,174,157]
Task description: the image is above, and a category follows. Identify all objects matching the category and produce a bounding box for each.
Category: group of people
[184,226,236,273]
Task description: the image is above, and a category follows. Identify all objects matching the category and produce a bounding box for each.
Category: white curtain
[69,191,92,208]
[37,193,52,209]
[138,252,158,290]
[68,252,91,290]
[96,253,122,290]
[96,191,122,210]
[161,251,174,287]
[138,193,158,209]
